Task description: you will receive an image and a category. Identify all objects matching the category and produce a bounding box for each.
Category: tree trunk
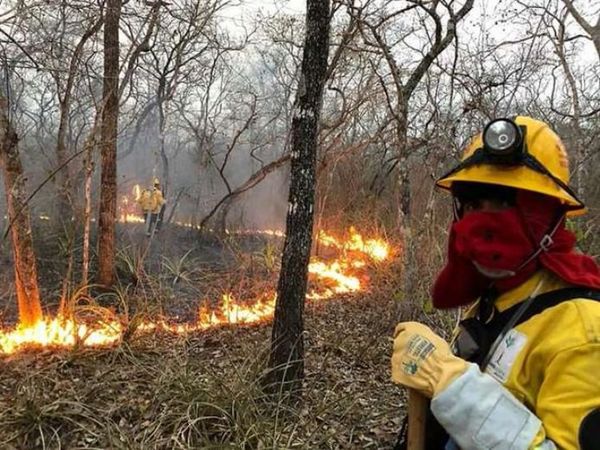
[268,0,331,393]
[55,102,74,220]
[0,97,43,326]
[81,122,99,291]
[396,102,410,226]
[157,96,169,229]
[157,80,170,195]
[97,0,121,287]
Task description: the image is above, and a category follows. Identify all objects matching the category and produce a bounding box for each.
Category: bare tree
[0,96,42,326]
[146,0,231,195]
[562,0,600,58]
[351,0,474,224]
[268,0,331,392]
[53,7,104,220]
[509,0,600,197]
[97,0,122,287]
[96,0,167,287]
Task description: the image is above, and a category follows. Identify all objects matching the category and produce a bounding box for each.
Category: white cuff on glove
[431,364,555,450]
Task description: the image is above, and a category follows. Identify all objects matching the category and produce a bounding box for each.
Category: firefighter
[137,178,165,237]
[391,117,600,449]
[150,177,166,233]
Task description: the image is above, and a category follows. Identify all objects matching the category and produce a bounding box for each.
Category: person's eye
[463,201,479,213]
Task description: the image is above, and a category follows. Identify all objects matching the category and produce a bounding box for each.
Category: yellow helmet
[436,116,585,215]
[153,177,160,186]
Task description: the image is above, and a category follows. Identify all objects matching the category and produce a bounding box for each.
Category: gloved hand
[391,322,468,398]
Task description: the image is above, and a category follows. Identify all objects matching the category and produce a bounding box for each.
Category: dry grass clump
[0,330,292,449]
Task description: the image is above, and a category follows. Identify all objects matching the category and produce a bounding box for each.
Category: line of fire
[0,195,392,353]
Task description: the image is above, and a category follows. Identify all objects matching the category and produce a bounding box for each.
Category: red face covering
[432,191,600,309]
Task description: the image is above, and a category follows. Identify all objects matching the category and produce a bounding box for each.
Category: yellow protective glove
[391,322,469,398]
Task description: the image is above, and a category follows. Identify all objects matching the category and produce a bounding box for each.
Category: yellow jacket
[137,188,165,213]
[431,270,600,449]
[137,189,153,212]
[149,187,165,214]
[491,271,600,449]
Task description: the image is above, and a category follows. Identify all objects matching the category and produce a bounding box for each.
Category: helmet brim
[437,164,586,216]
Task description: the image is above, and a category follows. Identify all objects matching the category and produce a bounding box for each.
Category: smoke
[118,105,290,231]
[229,166,289,230]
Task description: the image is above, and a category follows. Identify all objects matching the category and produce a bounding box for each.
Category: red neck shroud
[432,192,600,309]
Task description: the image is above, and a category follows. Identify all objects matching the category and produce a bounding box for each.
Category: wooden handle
[407,389,427,450]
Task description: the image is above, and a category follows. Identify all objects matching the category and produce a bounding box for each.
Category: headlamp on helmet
[438,117,583,210]
[482,119,524,161]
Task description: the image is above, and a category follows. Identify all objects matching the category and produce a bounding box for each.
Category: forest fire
[318,228,390,261]
[197,293,277,328]
[118,184,145,223]
[0,229,392,355]
[0,317,123,355]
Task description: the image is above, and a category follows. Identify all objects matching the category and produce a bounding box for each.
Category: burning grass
[0,228,393,356]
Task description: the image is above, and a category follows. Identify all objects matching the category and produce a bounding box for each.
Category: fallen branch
[199,154,290,229]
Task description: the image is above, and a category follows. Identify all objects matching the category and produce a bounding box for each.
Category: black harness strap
[457,288,600,367]
[497,287,600,326]
[487,288,600,351]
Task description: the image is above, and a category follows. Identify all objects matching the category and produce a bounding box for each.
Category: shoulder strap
[495,287,600,331]
[458,288,600,366]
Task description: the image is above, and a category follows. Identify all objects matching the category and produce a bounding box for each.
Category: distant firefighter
[137,178,166,237]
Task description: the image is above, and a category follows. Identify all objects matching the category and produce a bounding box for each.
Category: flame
[0,228,392,354]
[174,220,195,228]
[308,260,361,293]
[230,229,286,237]
[120,214,145,224]
[133,184,141,201]
[319,227,389,261]
[198,293,277,327]
[118,186,145,223]
[0,317,123,354]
